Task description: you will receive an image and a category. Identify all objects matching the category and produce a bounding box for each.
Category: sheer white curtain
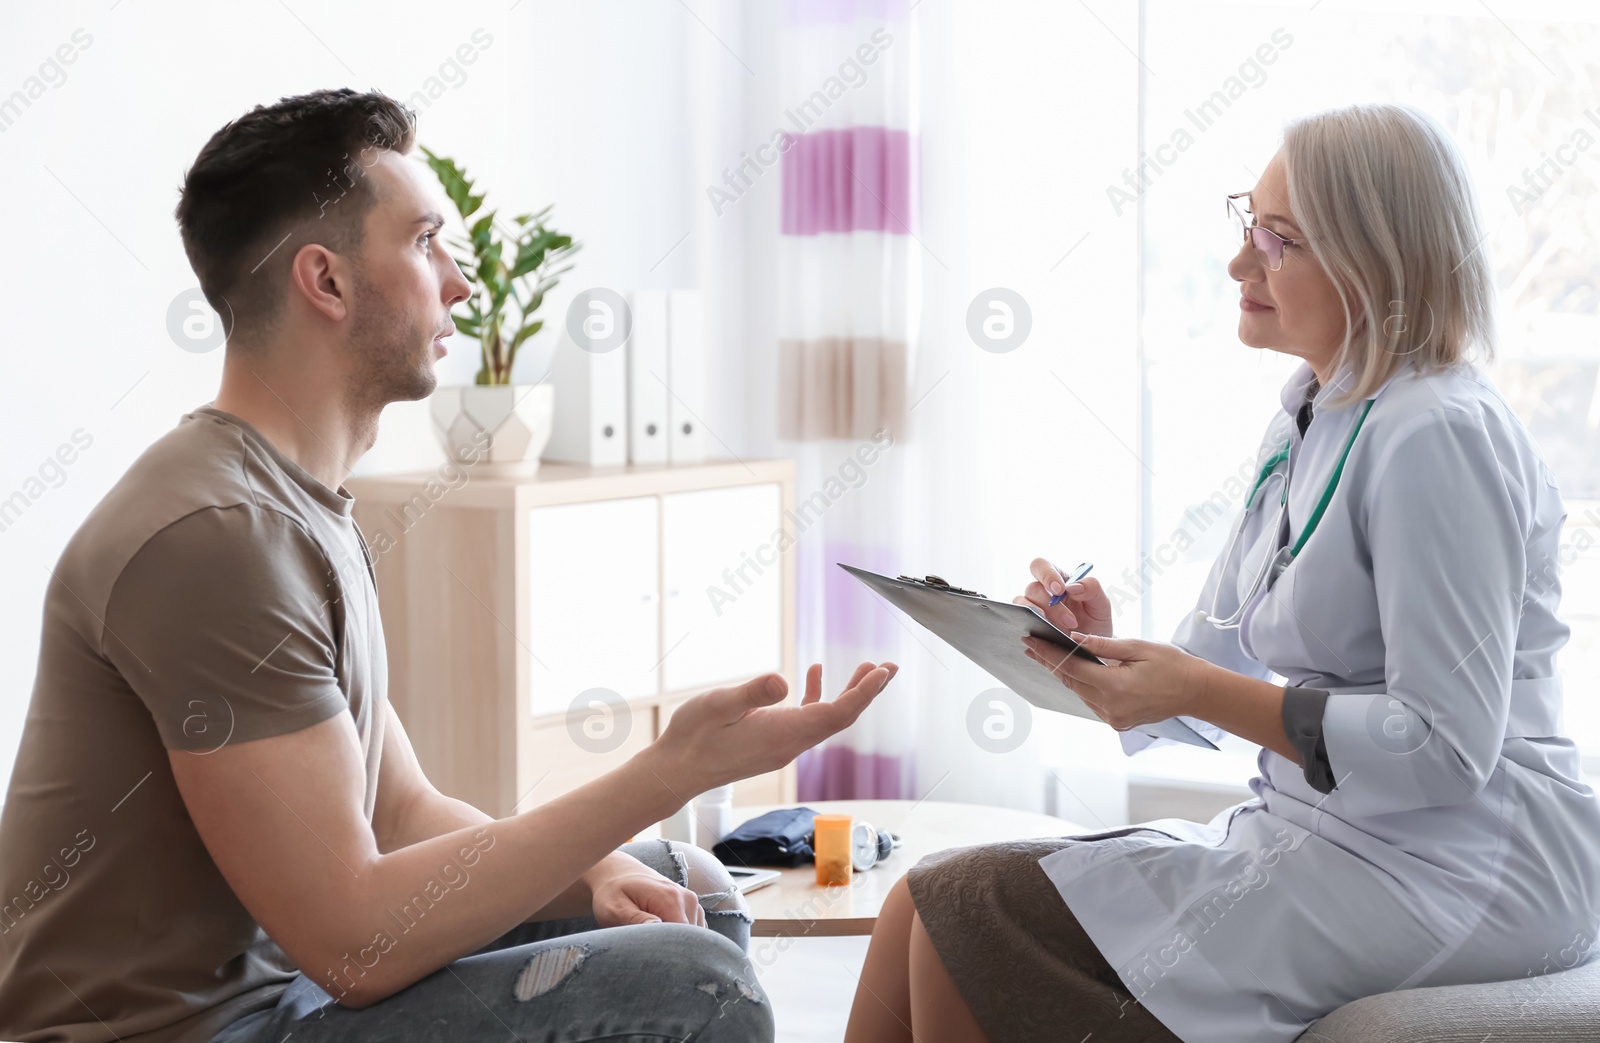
[775,0,1145,818]
[776,0,922,799]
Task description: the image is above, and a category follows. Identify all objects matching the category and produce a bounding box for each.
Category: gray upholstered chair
[1301,960,1600,1042]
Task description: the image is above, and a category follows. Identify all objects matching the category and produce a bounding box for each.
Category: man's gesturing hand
[656,661,898,794]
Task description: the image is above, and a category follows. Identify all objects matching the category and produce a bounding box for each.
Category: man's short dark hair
[175,88,416,344]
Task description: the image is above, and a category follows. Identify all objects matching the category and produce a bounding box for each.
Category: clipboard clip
[896,574,986,599]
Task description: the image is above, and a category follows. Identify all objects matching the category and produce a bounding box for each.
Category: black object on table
[712,806,820,867]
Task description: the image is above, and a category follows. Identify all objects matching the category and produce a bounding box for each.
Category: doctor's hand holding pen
[1013,558,1305,763]
[1012,558,1115,639]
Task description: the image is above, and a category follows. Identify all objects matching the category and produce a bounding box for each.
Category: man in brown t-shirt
[0,89,896,1043]
[0,402,391,1041]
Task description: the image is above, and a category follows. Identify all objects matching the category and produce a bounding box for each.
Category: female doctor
[842,102,1600,1043]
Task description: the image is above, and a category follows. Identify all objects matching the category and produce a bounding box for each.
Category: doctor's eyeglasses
[1227,191,1306,271]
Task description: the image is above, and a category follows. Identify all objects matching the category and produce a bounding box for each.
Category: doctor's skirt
[907,839,1184,1043]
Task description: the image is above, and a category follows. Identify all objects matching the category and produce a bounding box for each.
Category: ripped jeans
[209,840,772,1043]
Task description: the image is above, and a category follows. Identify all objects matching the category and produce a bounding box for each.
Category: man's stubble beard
[347,265,438,412]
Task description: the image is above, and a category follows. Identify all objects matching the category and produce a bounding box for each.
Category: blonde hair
[1281,103,1497,409]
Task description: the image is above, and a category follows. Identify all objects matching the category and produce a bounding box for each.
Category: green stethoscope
[1200,398,1375,630]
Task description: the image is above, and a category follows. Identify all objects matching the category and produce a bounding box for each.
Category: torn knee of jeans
[692,883,740,909]
[513,944,592,1001]
[706,906,755,924]
[696,975,765,1005]
[658,837,690,887]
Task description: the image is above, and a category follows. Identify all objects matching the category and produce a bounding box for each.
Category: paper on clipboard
[839,563,1217,750]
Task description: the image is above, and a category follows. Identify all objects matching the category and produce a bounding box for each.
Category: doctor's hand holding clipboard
[1013,557,1298,760]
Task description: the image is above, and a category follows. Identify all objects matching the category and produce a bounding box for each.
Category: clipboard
[839,563,1217,750]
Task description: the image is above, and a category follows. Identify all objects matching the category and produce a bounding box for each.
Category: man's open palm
[660,662,898,792]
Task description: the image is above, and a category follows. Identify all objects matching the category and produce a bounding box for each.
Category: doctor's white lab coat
[1040,357,1600,1043]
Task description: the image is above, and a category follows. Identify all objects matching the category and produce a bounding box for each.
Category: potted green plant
[421,146,580,473]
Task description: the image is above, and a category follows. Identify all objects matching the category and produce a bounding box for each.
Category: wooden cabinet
[347,459,798,820]
[527,496,661,711]
[661,484,784,692]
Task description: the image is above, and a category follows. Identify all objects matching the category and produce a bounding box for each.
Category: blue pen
[1049,561,1094,605]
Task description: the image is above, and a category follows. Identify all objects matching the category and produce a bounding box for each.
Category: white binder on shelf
[626,290,670,465]
[542,331,627,467]
[667,290,707,464]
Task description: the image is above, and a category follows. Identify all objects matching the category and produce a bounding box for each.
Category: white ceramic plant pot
[429,384,555,476]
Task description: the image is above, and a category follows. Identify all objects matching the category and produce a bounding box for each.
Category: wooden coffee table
[729,799,1084,938]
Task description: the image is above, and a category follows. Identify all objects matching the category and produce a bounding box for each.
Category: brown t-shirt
[0,406,387,1043]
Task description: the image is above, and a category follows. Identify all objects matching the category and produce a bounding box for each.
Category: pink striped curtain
[778,0,916,441]
[780,0,921,800]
